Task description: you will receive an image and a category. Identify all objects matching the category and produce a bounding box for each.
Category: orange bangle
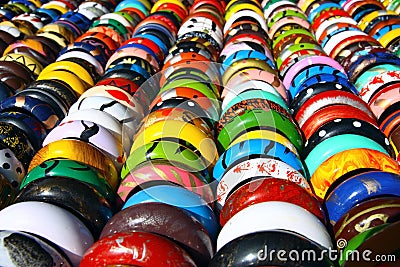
[311,148,400,200]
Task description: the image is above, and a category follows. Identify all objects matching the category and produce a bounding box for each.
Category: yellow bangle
[378,27,400,47]
[41,61,95,87]
[37,23,75,44]
[40,3,69,14]
[130,120,218,168]
[37,70,88,96]
[299,0,318,12]
[135,108,213,139]
[28,139,119,191]
[225,3,264,21]
[151,0,187,14]
[226,0,260,11]
[358,10,397,31]
[0,53,43,77]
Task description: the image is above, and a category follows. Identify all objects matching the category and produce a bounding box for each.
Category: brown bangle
[28,139,119,191]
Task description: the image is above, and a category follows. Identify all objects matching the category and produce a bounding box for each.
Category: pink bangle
[118,162,215,205]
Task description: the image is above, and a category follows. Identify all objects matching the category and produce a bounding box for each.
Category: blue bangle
[134,33,169,54]
[0,95,60,132]
[289,65,348,99]
[213,138,307,181]
[295,73,359,97]
[305,134,390,177]
[105,63,151,80]
[221,50,275,73]
[308,3,341,22]
[325,171,400,225]
[347,51,400,84]
[115,0,149,15]
[122,184,219,240]
[373,24,400,40]
[135,23,176,48]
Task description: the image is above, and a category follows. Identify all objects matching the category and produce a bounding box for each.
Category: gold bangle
[28,139,119,191]
[37,70,88,96]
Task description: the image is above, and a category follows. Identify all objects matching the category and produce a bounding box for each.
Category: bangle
[305,134,389,178]
[122,184,219,240]
[99,202,213,266]
[15,176,113,239]
[311,148,400,200]
[218,109,304,153]
[21,158,118,209]
[80,231,196,267]
[303,118,394,158]
[222,90,289,120]
[119,161,213,204]
[123,140,208,177]
[210,230,335,267]
[334,196,400,243]
[220,177,324,226]
[216,157,310,209]
[228,129,299,157]
[213,138,307,181]
[325,171,400,225]
[130,120,218,168]
[28,139,119,191]
[42,120,126,170]
[217,202,333,251]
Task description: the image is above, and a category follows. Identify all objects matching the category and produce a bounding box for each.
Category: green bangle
[160,78,220,101]
[217,109,303,153]
[91,18,129,38]
[160,78,220,121]
[164,68,220,95]
[339,223,390,266]
[276,43,323,70]
[272,28,315,49]
[268,10,308,29]
[21,159,116,206]
[121,140,208,179]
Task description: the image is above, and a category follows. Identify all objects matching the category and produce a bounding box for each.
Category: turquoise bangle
[354,63,400,91]
[305,134,389,177]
